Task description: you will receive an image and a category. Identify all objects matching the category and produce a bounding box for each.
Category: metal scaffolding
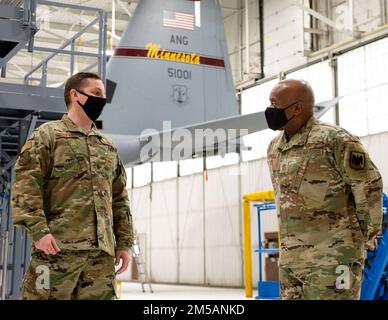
[0,0,39,75]
[24,0,108,87]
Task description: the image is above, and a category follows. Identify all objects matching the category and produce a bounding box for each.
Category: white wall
[204,166,242,287]
[338,37,388,136]
[223,0,262,83]
[224,0,309,82]
[361,131,388,194]
[178,174,205,284]
[262,0,307,77]
[150,180,179,283]
[223,0,385,83]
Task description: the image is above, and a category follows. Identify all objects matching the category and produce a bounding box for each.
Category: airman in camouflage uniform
[265,79,383,300]
[11,72,134,300]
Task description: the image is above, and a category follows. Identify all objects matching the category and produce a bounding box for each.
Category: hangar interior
[0,0,388,300]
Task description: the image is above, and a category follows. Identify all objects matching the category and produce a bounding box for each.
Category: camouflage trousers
[22,250,117,300]
[279,261,364,300]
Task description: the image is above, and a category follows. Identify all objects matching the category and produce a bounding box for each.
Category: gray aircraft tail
[102,0,238,136]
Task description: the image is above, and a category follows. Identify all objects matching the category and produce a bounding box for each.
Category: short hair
[64,72,102,107]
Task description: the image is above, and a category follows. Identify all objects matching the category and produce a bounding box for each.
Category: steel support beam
[381,0,388,25]
[116,0,132,18]
[244,0,250,75]
[0,231,9,300]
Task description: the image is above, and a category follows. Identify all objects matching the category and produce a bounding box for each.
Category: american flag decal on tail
[163,10,195,31]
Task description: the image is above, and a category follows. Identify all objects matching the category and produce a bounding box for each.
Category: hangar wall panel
[150,180,178,283]
[338,37,388,137]
[178,174,205,285]
[361,131,388,195]
[224,3,242,83]
[223,0,384,84]
[204,165,243,287]
[263,0,307,77]
[224,0,261,83]
[125,186,152,282]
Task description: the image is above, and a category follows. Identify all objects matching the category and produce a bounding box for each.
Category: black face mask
[265,102,298,131]
[76,89,107,122]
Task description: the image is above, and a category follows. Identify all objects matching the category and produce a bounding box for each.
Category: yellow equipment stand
[115,280,122,300]
[242,190,275,298]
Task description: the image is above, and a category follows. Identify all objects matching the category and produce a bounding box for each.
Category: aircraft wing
[111,97,340,165]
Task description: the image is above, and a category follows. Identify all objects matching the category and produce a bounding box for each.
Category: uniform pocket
[298,149,330,207]
[279,157,310,194]
[51,133,88,179]
[299,179,329,207]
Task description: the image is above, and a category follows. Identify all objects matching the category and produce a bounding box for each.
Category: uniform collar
[61,114,101,136]
[277,116,316,151]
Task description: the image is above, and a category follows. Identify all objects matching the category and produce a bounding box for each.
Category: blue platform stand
[254,202,280,300]
[360,192,388,300]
